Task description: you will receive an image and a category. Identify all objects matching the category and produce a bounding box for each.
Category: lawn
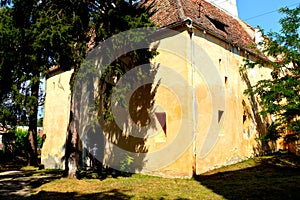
[32,174,222,200]
[3,153,300,199]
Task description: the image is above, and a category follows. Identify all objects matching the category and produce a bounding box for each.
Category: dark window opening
[218,110,224,123]
[225,76,228,85]
[206,15,228,33]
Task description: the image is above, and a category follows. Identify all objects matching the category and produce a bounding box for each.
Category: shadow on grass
[195,153,300,200]
[30,189,133,200]
[0,157,135,199]
[0,156,27,172]
[0,168,63,200]
[77,167,133,180]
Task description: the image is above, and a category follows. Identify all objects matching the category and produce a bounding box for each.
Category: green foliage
[37,133,42,148]
[8,128,42,155]
[0,0,156,121]
[0,7,23,126]
[1,0,156,168]
[120,154,134,172]
[0,0,90,164]
[12,128,28,152]
[37,118,43,127]
[243,6,300,144]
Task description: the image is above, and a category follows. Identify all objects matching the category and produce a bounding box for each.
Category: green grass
[31,175,221,199]
[5,153,300,199]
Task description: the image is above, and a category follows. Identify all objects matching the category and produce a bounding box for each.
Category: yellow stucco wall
[41,69,73,169]
[191,29,271,174]
[146,27,272,176]
[42,26,272,177]
[142,30,194,177]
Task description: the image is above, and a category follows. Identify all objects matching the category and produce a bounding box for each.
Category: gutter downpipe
[184,18,197,176]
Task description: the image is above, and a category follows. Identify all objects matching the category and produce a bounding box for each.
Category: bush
[8,128,42,156]
[10,128,28,156]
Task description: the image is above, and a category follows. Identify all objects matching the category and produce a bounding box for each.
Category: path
[0,170,32,199]
[0,170,60,199]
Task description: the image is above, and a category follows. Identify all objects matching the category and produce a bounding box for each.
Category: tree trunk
[64,111,79,178]
[64,73,79,178]
[27,79,39,166]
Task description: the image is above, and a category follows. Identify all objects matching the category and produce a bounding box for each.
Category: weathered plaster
[42,26,272,177]
[41,69,73,169]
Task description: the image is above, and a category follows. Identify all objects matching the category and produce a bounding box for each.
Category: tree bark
[64,110,79,178]
[27,79,39,166]
[64,72,80,178]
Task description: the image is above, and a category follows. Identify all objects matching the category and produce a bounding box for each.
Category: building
[41,0,273,177]
[0,124,14,156]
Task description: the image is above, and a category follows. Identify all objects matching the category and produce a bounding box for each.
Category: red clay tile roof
[141,0,256,51]
[141,0,182,27]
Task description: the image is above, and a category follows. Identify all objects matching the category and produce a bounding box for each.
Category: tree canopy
[243,6,300,147]
[0,0,155,172]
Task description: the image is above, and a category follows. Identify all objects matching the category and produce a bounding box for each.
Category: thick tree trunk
[27,80,39,166]
[64,71,80,178]
[64,110,79,178]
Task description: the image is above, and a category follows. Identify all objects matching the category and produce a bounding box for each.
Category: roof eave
[159,19,268,62]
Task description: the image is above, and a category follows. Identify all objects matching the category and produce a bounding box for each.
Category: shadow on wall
[240,68,276,156]
[95,52,161,174]
[64,29,162,175]
[41,0,163,177]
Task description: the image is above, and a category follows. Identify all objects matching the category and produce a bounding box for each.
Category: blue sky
[237,0,300,33]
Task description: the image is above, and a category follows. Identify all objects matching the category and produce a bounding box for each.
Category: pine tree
[0,0,94,166]
[0,7,20,127]
[0,1,45,166]
[1,0,155,175]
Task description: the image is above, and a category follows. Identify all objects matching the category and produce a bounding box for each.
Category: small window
[206,15,228,33]
[225,76,228,85]
[155,112,166,135]
[218,110,224,123]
